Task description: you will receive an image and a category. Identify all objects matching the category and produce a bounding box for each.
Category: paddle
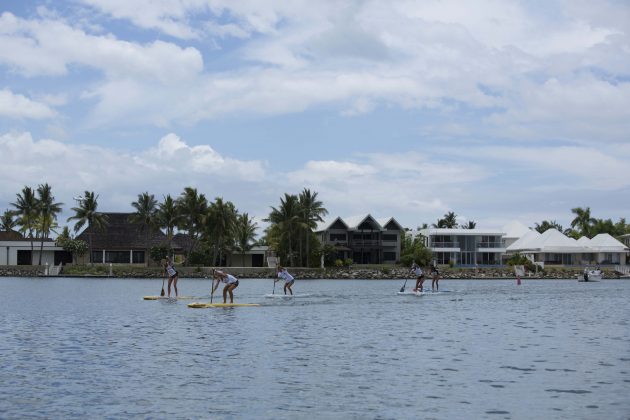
[161,272,165,296]
[272,278,276,295]
[400,278,408,293]
[210,269,215,303]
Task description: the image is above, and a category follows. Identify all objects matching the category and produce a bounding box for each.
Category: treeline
[1,184,329,267]
[533,207,630,238]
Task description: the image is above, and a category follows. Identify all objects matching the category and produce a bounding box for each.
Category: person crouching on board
[164,256,179,298]
[212,270,239,303]
[430,262,440,291]
[411,262,425,292]
[275,265,295,295]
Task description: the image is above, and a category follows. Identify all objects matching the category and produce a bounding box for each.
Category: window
[383,234,397,241]
[132,251,145,264]
[330,233,347,241]
[17,250,32,265]
[383,252,396,261]
[92,251,103,263]
[105,251,130,264]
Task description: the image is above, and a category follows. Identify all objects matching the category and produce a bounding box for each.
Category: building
[418,228,506,266]
[0,231,70,266]
[506,229,628,266]
[316,215,403,264]
[76,212,182,266]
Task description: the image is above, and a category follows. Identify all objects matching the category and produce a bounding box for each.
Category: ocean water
[0,277,629,419]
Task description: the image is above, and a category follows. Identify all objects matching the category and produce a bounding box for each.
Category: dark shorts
[417,275,424,280]
[227,280,239,288]
[168,271,178,278]
[286,279,295,286]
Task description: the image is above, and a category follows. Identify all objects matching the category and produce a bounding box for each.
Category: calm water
[1,277,629,419]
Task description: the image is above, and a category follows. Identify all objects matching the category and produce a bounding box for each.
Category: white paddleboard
[264,293,311,299]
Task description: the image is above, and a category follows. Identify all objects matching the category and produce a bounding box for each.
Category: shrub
[334,259,344,267]
[344,258,353,267]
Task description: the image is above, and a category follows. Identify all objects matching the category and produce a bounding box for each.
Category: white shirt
[277,269,294,283]
[221,274,238,284]
[413,266,423,276]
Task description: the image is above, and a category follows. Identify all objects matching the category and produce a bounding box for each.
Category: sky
[1,0,629,235]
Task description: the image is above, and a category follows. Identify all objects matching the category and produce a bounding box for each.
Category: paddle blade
[161,287,165,296]
[399,286,405,293]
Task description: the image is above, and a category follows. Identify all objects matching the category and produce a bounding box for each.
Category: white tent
[506,229,542,252]
[589,233,629,252]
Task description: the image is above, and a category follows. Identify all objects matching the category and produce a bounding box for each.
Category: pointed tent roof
[343,214,382,231]
[576,236,591,246]
[506,229,542,252]
[589,233,629,252]
[537,229,586,252]
[316,216,349,232]
[502,221,531,239]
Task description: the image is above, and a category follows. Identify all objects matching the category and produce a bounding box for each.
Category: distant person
[430,262,440,291]
[411,262,425,292]
[275,265,295,295]
[583,268,589,281]
[212,270,239,303]
[164,256,179,297]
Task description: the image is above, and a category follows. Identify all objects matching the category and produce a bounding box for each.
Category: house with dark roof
[316,215,404,264]
[75,212,183,266]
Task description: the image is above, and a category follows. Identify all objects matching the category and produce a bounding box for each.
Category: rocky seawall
[1,265,625,279]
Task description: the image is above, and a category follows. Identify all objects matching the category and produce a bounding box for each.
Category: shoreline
[1,265,626,280]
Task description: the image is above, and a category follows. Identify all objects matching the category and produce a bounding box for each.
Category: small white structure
[0,236,67,266]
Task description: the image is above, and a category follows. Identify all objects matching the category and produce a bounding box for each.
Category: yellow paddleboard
[143,296,195,300]
[187,302,260,308]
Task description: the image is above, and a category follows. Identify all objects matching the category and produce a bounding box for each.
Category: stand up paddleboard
[188,302,260,308]
[264,294,311,299]
[143,296,195,300]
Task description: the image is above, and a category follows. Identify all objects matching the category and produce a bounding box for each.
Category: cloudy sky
[1,0,629,234]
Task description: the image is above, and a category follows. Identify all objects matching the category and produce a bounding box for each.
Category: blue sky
[1,0,629,234]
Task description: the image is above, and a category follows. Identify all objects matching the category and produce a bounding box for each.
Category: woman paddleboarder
[275,265,295,295]
[212,270,239,303]
[164,256,179,298]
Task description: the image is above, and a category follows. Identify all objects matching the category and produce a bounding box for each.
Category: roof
[76,212,169,250]
[506,229,542,252]
[316,215,403,232]
[502,221,531,239]
[0,231,25,241]
[589,233,629,251]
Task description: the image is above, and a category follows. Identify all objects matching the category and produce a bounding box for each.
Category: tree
[431,218,447,228]
[570,207,594,237]
[266,193,301,266]
[175,187,207,264]
[1,210,17,232]
[11,186,38,262]
[129,192,158,266]
[205,197,238,266]
[298,188,328,267]
[442,211,458,228]
[35,183,63,265]
[399,232,433,267]
[157,194,180,258]
[67,191,109,264]
[234,213,258,266]
[534,220,563,234]
[461,220,477,229]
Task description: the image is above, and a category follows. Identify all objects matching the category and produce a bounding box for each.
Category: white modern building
[418,228,506,266]
[0,232,70,266]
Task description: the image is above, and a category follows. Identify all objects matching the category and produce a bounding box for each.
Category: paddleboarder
[212,270,239,303]
[164,256,179,298]
[430,262,440,291]
[411,262,425,292]
[275,265,295,295]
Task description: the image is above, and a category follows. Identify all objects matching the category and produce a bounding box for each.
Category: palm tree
[157,194,180,258]
[442,211,458,228]
[431,218,447,228]
[1,210,18,232]
[461,220,477,229]
[129,192,158,266]
[298,188,328,267]
[234,213,258,266]
[206,197,238,266]
[67,191,109,264]
[570,207,595,237]
[35,183,63,265]
[534,220,563,234]
[12,186,38,261]
[175,187,207,264]
[266,193,301,266]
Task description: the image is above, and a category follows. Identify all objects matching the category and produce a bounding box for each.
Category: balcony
[430,242,459,248]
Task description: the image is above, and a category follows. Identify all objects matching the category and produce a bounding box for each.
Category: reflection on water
[1,277,629,419]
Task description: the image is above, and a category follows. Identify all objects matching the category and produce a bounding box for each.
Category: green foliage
[344,258,353,266]
[63,264,109,275]
[400,231,432,267]
[55,236,88,259]
[149,244,170,263]
[334,259,344,267]
[506,253,536,272]
[534,220,563,233]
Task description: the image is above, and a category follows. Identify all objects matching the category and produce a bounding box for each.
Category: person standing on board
[275,265,295,295]
[430,262,440,291]
[212,270,239,303]
[164,256,179,298]
[411,262,425,292]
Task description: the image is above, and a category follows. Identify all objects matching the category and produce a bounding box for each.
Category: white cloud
[0,89,57,119]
